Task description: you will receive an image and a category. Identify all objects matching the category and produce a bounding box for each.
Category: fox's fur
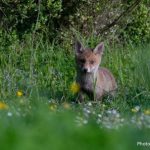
[74,40,117,101]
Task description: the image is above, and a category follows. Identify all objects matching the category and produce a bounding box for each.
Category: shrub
[0,0,62,37]
[0,0,149,44]
[120,4,150,44]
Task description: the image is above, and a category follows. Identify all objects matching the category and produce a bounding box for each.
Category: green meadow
[0,33,150,149]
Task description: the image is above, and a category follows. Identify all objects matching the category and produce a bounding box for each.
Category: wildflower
[107,110,112,114]
[83,119,88,124]
[131,108,138,113]
[17,91,23,97]
[75,116,83,127]
[19,99,24,104]
[131,106,140,113]
[83,107,91,114]
[87,102,92,106]
[112,109,117,115]
[102,104,106,108]
[98,114,102,118]
[49,103,57,111]
[144,109,150,115]
[96,118,101,124]
[0,101,9,110]
[62,102,71,109]
[92,111,96,115]
[7,112,13,117]
[70,82,80,94]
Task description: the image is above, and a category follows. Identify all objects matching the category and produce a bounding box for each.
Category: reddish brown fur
[76,48,101,73]
[75,41,117,101]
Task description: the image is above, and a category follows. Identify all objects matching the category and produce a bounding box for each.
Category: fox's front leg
[76,91,85,103]
[94,87,103,101]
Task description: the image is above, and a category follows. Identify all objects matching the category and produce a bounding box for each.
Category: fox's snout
[82,66,91,73]
[81,63,96,73]
[74,40,104,74]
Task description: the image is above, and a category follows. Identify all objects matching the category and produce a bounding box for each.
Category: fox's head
[74,40,104,74]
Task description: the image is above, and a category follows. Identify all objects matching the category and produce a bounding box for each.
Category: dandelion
[131,108,138,113]
[70,82,80,94]
[0,101,9,110]
[49,103,57,111]
[62,102,71,109]
[17,91,23,97]
[131,106,140,113]
[144,109,150,115]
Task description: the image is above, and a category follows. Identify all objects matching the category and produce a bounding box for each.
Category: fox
[74,40,117,102]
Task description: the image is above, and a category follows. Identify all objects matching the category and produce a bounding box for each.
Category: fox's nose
[83,68,88,73]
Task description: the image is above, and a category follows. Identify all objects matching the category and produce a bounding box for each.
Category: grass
[0,33,150,150]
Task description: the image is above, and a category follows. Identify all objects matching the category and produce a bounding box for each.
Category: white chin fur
[87,67,97,73]
[91,66,98,73]
[81,66,98,73]
[87,68,91,73]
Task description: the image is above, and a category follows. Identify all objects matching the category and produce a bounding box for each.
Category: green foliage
[0,0,62,37]
[0,31,150,149]
[0,32,150,102]
[0,33,75,98]
[0,1,150,147]
[133,45,150,90]
[0,0,149,44]
[120,4,150,44]
[0,106,149,150]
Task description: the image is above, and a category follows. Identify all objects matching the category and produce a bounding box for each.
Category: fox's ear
[75,40,84,55]
[93,42,104,55]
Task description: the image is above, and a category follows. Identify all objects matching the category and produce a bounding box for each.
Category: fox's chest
[78,75,94,92]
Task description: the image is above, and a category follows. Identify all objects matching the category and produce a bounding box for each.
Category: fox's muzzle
[83,68,88,73]
[82,67,91,73]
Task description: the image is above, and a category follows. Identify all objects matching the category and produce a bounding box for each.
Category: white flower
[88,102,92,106]
[7,112,12,117]
[98,114,102,118]
[83,119,88,124]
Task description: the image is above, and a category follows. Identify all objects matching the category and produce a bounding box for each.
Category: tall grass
[0,34,150,102]
[0,33,150,150]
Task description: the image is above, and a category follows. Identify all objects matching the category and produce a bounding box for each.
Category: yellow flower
[49,103,57,111]
[63,102,71,109]
[131,108,138,113]
[131,106,140,113]
[144,109,150,115]
[70,82,80,94]
[0,101,9,110]
[17,91,23,97]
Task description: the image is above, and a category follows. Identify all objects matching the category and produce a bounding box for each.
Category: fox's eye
[90,60,95,64]
[80,59,85,63]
